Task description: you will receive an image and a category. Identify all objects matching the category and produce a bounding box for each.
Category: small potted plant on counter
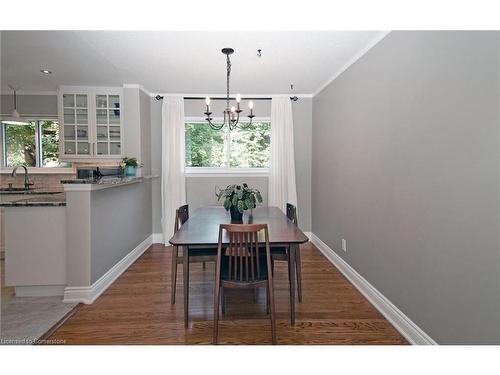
[216,183,263,222]
[119,156,142,177]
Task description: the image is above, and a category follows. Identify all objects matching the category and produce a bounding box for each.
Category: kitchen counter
[3,195,67,296]
[62,172,154,303]
[61,175,158,191]
[0,191,66,207]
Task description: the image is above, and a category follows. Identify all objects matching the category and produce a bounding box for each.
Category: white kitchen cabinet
[58,86,123,161]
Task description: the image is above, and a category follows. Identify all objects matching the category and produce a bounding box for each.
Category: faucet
[11,166,34,190]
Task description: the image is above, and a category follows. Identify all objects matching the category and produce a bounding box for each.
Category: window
[2,119,71,168]
[185,121,270,170]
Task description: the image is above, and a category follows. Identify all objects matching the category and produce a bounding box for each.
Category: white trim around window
[185,167,269,177]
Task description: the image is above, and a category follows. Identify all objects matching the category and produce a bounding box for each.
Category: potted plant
[119,156,142,176]
[216,183,263,222]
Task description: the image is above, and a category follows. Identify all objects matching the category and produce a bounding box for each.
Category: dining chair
[271,203,303,303]
[171,204,217,306]
[213,224,277,344]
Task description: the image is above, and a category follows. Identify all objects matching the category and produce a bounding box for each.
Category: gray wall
[140,90,152,175]
[312,31,500,344]
[122,88,141,162]
[0,94,57,117]
[150,97,312,235]
[90,181,152,283]
[186,176,268,212]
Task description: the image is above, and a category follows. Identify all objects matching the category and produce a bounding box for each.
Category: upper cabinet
[58,86,123,161]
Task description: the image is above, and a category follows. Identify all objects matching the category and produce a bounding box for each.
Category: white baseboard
[152,232,164,244]
[309,233,437,345]
[63,235,153,304]
[15,285,66,297]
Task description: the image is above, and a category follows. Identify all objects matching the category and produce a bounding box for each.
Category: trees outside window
[2,119,70,168]
[185,121,270,169]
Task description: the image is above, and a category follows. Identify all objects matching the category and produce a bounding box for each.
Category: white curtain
[161,96,186,244]
[268,96,298,213]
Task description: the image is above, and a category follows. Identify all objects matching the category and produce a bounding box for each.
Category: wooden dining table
[169,206,309,326]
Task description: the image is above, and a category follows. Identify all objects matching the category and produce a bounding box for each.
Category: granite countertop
[61,176,145,185]
[61,175,159,191]
[0,192,66,207]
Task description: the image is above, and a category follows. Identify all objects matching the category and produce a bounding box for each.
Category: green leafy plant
[120,156,142,168]
[216,183,263,214]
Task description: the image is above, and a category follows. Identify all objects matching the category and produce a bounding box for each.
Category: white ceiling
[1,31,386,95]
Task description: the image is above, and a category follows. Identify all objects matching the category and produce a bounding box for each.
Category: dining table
[169,206,309,326]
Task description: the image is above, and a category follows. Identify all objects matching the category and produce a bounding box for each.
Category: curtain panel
[161,96,187,243]
[268,96,298,213]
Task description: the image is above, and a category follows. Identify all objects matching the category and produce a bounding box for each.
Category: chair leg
[221,287,225,315]
[268,279,277,345]
[171,246,178,304]
[295,244,303,303]
[213,285,220,344]
[266,285,270,315]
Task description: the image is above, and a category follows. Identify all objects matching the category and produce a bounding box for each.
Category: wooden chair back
[174,204,189,233]
[286,203,298,226]
[217,224,271,283]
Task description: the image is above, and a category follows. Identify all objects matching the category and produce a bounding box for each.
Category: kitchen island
[61,175,156,303]
[1,175,157,301]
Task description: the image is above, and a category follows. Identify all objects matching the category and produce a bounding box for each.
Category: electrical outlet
[342,238,347,252]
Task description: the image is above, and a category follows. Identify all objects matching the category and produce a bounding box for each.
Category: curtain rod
[155,95,298,101]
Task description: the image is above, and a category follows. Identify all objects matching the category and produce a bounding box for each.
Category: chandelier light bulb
[231,106,236,113]
[205,97,211,105]
[236,94,241,103]
[248,101,254,109]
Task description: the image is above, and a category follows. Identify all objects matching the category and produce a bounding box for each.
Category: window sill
[185,167,269,177]
[0,167,76,175]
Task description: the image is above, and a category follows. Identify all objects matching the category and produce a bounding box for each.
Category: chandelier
[204,48,255,131]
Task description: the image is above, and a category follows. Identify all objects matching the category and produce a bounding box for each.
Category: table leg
[288,244,296,325]
[296,244,303,303]
[183,246,189,328]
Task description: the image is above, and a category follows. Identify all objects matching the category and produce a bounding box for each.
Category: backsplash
[0,162,123,192]
[1,173,76,192]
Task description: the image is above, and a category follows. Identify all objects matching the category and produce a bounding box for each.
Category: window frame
[0,117,75,174]
[184,116,271,176]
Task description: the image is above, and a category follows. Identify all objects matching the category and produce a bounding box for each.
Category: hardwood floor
[48,243,407,345]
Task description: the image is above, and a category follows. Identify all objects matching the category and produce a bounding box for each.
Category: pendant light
[204,48,255,131]
[2,85,30,125]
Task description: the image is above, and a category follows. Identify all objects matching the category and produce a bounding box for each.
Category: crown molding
[123,84,153,97]
[312,31,391,97]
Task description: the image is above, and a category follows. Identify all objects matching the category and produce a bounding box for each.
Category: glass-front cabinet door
[59,87,122,160]
[95,94,121,156]
[63,93,90,155]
